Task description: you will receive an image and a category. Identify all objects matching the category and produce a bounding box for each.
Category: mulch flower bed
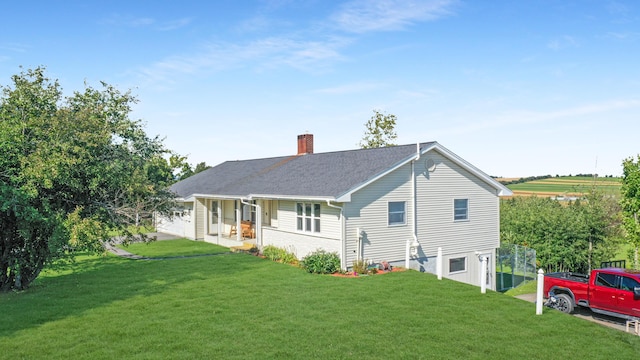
[330,267,405,277]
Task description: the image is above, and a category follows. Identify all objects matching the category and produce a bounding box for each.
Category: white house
[157,134,512,289]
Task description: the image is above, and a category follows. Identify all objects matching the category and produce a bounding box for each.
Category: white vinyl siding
[222,200,236,236]
[271,200,279,227]
[156,202,193,238]
[278,201,341,239]
[416,151,500,256]
[195,198,206,239]
[262,227,341,260]
[344,163,413,266]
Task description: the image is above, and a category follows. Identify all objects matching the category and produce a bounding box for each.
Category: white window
[449,257,466,273]
[388,201,406,226]
[296,202,320,233]
[454,199,468,221]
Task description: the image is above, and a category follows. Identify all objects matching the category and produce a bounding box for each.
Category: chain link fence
[497,243,537,292]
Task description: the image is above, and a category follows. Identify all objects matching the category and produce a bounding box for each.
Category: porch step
[230,242,256,253]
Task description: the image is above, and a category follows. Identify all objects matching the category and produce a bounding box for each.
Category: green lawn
[1,241,639,359]
[116,239,230,257]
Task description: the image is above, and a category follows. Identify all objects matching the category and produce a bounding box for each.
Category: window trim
[454,198,469,222]
[296,202,321,233]
[449,257,467,274]
[388,201,407,226]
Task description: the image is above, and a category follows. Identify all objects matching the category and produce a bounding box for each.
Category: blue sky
[1,0,638,177]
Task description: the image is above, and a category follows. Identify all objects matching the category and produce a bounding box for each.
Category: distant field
[499,176,622,198]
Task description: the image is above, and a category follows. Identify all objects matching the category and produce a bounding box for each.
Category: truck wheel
[555,293,574,314]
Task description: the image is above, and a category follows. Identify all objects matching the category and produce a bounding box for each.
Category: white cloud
[103,14,156,27]
[135,35,351,86]
[429,98,640,137]
[605,31,640,41]
[103,14,191,31]
[158,18,193,31]
[314,82,384,94]
[0,42,29,53]
[547,35,579,50]
[330,0,457,33]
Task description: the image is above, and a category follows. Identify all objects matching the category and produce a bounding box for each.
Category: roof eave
[247,194,336,202]
[335,142,511,200]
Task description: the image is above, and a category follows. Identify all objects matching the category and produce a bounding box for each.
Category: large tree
[0,67,177,291]
[169,154,211,181]
[358,109,398,149]
[621,155,640,269]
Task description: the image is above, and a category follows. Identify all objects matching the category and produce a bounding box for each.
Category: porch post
[236,203,242,242]
[256,204,261,247]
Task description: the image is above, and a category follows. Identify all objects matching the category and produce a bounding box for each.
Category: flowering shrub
[301,250,340,274]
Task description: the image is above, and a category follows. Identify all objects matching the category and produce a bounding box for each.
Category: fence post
[480,256,487,294]
[536,269,544,315]
[437,247,442,280]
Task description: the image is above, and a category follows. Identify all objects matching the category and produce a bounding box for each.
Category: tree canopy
[0,67,178,291]
[621,155,640,269]
[358,110,398,149]
[169,155,211,181]
[500,189,622,273]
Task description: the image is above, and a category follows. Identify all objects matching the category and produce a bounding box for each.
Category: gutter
[406,143,420,269]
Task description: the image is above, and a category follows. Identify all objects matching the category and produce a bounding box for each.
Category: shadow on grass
[0,252,260,337]
[496,272,535,292]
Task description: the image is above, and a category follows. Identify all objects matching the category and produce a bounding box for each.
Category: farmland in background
[497,175,622,198]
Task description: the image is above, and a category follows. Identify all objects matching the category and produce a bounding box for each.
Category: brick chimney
[297,134,314,155]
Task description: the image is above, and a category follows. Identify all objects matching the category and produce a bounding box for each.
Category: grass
[1,241,639,359]
[116,239,230,257]
[107,224,156,237]
[504,280,538,296]
[505,176,621,197]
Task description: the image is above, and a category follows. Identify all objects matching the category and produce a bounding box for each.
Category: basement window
[449,257,467,273]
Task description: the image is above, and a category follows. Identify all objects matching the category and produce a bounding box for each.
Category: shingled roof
[170,141,511,201]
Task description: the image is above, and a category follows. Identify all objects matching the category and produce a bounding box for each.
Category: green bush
[262,245,298,265]
[280,251,298,265]
[263,245,282,262]
[301,250,340,274]
[352,259,369,274]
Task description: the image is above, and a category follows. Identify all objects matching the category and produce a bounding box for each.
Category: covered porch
[197,197,264,249]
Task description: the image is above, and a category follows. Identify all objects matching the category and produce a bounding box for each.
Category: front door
[590,271,619,312]
[618,275,640,317]
[209,200,219,235]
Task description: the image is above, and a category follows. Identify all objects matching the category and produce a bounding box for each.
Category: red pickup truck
[544,268,640,320]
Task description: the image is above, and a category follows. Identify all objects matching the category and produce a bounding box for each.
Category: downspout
[326,200,345,270]
[406,143,421,269]
[241,198,261,246]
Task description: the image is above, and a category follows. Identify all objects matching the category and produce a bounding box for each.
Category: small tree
[358,110,398,149]
[621,155,640,269]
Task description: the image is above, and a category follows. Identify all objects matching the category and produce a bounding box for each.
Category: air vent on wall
[424,158,436,172]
